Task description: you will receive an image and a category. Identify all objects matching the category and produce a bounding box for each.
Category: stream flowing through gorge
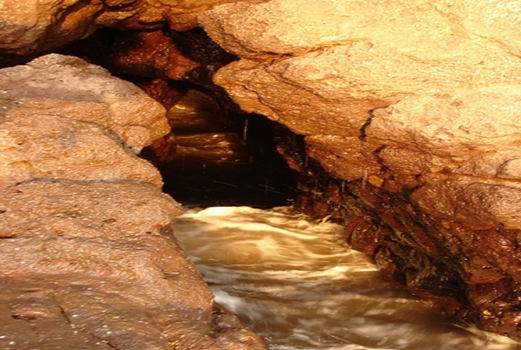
[173,206,521,350]
[161,88,521,349]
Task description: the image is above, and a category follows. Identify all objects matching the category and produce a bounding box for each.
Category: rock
[0,0,247,58]
[0,53,166,189]
[305,135,381,181]
[200,0,521,340]
[103,27,238,113]
[411,174,521,231]
[0,180,265,349]
[0,0,104,56]
[107,30,200,80]
[366,86,521,179]
[0,55,267,349]
[0,54,169,151]
[204,0,521,139]
[135,78,187,110]
[0,112,163,190]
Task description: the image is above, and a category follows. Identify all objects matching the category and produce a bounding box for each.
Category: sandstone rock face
[0,112,164,189]
[0,181,264,349]
[0,54,169,152]
[201,0,521,340]
[0,55,266,349]
[0,0,246,58]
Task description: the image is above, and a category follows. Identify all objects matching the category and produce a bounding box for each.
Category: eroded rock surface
[0,181,264,350]
[200,0,521,340]
[0,54,169,151]
[0,112,163,189]
[108,29,200,80]
[0,55,266,349]
[0,0,246,59]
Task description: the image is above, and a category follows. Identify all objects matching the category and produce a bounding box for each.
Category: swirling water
[174,206,521,350]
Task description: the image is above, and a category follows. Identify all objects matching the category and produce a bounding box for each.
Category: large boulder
[200,0,521,340]
[0,55,266,349]
[0,54,169,152]
[0,180,263,349]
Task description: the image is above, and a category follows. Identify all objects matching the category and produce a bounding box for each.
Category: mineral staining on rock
[0,0,247,57]
[0,55,266,349]
[200,0,521,340]
[3,0,521,345]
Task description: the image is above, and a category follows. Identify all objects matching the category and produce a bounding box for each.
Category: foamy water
[174,206,521,350]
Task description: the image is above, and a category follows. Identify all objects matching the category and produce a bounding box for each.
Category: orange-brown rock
[104,27,238,113]
[0,112,163,190]
[0,0,246,58]
[135,78,187,110]
[108,30,200,80]
[0,54,169,151]
[0,55,267,349]
[0,0,105,56]
[0,180,266,350]
[367,87,521,180]
[200,0,521,340]
[0,53,166,189]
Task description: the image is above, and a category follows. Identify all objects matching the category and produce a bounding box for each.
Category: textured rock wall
[0,0,242,57]
[4,0,521,344]
[0,54,266,349]
[199,0,521,340]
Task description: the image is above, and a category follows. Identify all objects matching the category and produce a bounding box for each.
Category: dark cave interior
[55,26,301,208]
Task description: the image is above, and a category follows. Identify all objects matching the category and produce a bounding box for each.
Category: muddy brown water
[174,206,521,350]
[164,89,521,349]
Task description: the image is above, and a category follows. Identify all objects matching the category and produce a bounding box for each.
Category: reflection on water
[160,89,297,208]
[174,206,521,350]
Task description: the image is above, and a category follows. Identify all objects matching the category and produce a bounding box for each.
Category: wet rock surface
[107,29,201,81]
[201,0,521,341]
[0,181,264,350]
[3,0,521,344]
[0,0,246,60]
[0,55,267,349]
[0,54,169,151]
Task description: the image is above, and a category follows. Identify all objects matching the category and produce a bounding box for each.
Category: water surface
[174,206,521,350]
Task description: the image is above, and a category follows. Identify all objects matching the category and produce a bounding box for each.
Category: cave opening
[50,27,510,349]
[151,90,300,208]
[4,1,521,347]
[57,26,301,209]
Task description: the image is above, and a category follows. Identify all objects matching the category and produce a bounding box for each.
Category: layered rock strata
[200,0,521,340]
[0,54,266,349]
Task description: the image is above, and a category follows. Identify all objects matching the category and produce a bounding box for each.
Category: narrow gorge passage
[153,89,521,349]
[153,88,298,208]
[5,1,521,348]
[173,207,519,350]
